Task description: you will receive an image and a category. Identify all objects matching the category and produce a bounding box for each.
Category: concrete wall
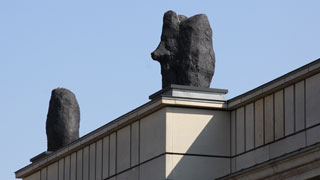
[230,72,320,173]
[23,108,167,180]
[22,106,231,180]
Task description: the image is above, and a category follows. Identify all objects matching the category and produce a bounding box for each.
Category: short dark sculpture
[46,88,80,151]
[151,10,215,88]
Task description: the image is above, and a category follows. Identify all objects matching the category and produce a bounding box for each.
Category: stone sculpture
[46,88,80,151]
[151,10,215,88]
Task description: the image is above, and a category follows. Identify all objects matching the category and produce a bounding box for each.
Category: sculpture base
[149,84,228,101]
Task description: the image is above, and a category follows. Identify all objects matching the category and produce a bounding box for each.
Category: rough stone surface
[46,88,80,151]
[151,10,215,88]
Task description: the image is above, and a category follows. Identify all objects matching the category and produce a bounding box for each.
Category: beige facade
[16,58,320,180]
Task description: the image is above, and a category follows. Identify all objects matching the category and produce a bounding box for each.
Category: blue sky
[1,1,319,179]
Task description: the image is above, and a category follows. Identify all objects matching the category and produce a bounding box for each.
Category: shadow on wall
[165,107,231,180]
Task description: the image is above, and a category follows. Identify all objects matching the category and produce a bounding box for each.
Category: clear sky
[1,0,319,179]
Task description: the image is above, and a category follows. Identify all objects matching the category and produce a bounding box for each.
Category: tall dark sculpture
[151,10,215,88]
[46,88,80,151]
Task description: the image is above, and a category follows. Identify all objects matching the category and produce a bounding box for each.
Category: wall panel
[264,94,274,143]
[131,121,140,166]
[77,149,83,180]
[245,103,254,151]
[64,156,70,180]
[285,85,294,135]
[274,90,284,140]
[255,99,264,147]
[58,159,64,180]
[89,143,96,180]
[236,107,245,154]
[70,152,76,180]
[306,73,320,127]
[102,136,110,179]
[117,126,131,172]
[41,168,47,180]
[110,133,117,176]
[231,111,236,156]
[47,162,58,180]
[295,80,305,131]
[24,171,40,180]
[96,139,103,180]
[83,146,89,180]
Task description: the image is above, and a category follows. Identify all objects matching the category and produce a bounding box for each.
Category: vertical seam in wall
[69,155,71,180]
[138,120,141,180]
[108,136,110,178]
[130,124,132,168]
[234,110,237,171]
[283,88,286,137]
[82,149,84,180]
[101,139,104,180]
[244,106,246,152]
[235,110,237,155]
[263,98,265,145]
[88,145,90,180]
[46,167,48,180]
[64,157,66,180]
[253,101,256,148]
[115,132,118,175]
[58,159,60,180]
[304,79,307,146]
[95,142,98,180]
[273,93,275,141]
[230,110,232,172]
[294,84,296,133]
[75,152,78,180]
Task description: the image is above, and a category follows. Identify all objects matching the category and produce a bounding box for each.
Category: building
[15,58,320,180]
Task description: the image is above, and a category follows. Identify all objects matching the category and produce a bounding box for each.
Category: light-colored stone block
[64,155,70,180]
[275,90,284,140]
[77,149,83,180]
[236,107,245,154]
[306,125,320,146]
[255,99,264,147]
[83,146,89,180]
[41,168,47,180]
[231,111,236,156]
[109,133,116,176]
[264,94,274,143]
[140,108,166,162]
[245,103,254,150]
[90,143,96,180]
[306,73,320,127]
[24,171,40,180]
[117,167,139,180]
[96,139,103,180]
[117,125,131,172]
[102,136,109,179]
[166,154,230,180]
[131,121,139,166]
[166,107,230,156]
[140,155,165,180]
[269,131,306,159]
[70,152,77,180]
[47,162,58,180]
[295,80,305,131]
[285,85,294,135]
